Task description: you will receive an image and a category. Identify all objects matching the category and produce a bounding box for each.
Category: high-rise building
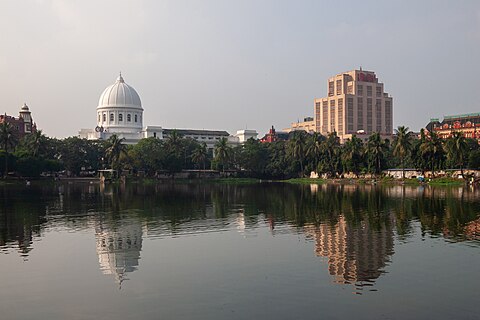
[314,69,393,142]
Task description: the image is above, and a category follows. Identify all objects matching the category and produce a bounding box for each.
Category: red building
[426,113,480,140]
[260,126,291,143]
[0,103,37,139]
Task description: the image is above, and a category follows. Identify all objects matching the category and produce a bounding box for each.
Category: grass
[284,178,326,184]
[428,177,465,186]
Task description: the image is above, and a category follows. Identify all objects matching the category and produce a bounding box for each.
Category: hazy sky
[1,0,480,138]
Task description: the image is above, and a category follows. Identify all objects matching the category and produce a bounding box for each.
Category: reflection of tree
[1,181,479,263]
[0,185,46,258]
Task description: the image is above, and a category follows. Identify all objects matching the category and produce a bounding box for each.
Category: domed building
[79,74,257,147]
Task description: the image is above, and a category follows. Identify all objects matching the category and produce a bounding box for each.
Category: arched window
[119,114,123,121]
[135,114,138,122]
[98,114,101,122]
[110,113,114,122]
[127,114,131,122]
[103,114,106,122]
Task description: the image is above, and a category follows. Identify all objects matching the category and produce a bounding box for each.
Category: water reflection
[95,213,144,288]
[0,181,479,292]
[304,215,394,293]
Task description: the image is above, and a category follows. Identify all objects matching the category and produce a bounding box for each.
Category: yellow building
[314,69,393,142]
[283,117,316,133]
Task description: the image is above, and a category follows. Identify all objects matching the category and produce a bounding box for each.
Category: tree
[342,135,364,177]
[214,137,231,171]
[105,135,127,173]
[306,132,324,173]
[129,137,164,175]
[191,142,208,170]
[393,126,413,179]
[319,132,341,177]
[420,130,444,177]
[366,132,387,176]
[0,121,18,177]
[445,131,468,178]
[287,131,307,177]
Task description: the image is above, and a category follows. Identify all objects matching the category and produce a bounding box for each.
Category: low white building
[79,74,257,147]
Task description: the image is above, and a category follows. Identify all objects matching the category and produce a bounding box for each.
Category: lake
[1,181,479,320]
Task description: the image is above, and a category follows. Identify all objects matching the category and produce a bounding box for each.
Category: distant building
[79,74,257,150]
[426,113,480,140]
[0,103,37,139]
[283,117,315,133]
[260,126,291,143]
[314,69,393,142]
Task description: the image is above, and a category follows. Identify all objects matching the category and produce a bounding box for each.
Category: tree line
[1,120,480,179]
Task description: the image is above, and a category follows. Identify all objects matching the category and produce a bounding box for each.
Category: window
[135,114,138,122]
[153,132,156,138]
[110,113,114,122]
[347,84,353,94]
[328,81,334,97]
[330,100,336,132]
[98,114,101,122]
[385,100,392,133]
[103,114,106,122]
[119,114,123,121]
[375,99,382,132]
[367,86,372,97]
[337,98,343,135]
[322,101,328,132]
[357,85,363,95]
[357,98,363,130]
[127,114,131,122]
[347,98,354,132]
[376,86,382,97]
[367,98,372,132]
[336,79,342,95]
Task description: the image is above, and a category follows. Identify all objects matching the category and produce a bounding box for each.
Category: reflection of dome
[97,74,142,110]
[95,219,143,287]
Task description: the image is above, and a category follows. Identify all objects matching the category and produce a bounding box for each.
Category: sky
[1,0,480,138]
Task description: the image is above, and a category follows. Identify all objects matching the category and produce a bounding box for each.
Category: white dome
[97,74,142,110]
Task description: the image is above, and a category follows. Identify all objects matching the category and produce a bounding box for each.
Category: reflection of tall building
[304,215,394,290]
[95,217,143,287]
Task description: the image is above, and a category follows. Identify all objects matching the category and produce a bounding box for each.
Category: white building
[79,74,257,148]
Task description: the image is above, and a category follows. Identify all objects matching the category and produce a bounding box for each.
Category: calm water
[1,182,479,320]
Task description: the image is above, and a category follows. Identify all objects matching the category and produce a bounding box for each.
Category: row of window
[357,85,383,97]
[99,113,139,123]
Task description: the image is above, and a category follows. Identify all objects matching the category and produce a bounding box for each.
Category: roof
[163,128,230,136]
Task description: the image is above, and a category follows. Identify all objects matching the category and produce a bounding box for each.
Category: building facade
[0,103,37,139]
[314,69,393,142]
[79,74,257,148]
[283,117,315,133]
[426,113,480,140]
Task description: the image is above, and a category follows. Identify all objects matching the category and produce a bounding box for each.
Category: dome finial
[117,72,124,83]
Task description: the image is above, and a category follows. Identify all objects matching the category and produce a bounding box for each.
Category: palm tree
[420,131,443,177]
[393,126,412,179]
[342,135,363,177]
[105,134,127,173]
[0,121,18,177]
[192,142,208,170]
[306,132,323,173]
[445,131,468,178]
[27,130,45,157]
[287,131,307,177]
[164,130,183,156]
[366,132,387,176]
[214,137,231,171]
[321,132,341,177]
